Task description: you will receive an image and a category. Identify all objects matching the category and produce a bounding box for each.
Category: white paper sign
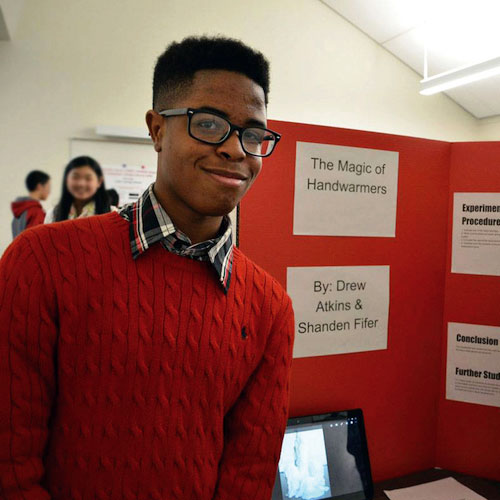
[293,142,399,237]
[452,193,500,276]
[446,322,500,408]
[102,163,157,205]
[385,477,487,500]
[287,266,389,358]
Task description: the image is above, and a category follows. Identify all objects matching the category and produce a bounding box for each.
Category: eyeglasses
[158,107,281,157]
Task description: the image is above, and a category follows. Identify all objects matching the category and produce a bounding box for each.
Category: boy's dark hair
[25,170,50,192]
[152,36,270,110]
[106,188,119,207]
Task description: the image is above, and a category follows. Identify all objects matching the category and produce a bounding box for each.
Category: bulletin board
[70,139,157,205]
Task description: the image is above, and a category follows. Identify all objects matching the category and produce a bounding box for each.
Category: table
[374,468,500,500]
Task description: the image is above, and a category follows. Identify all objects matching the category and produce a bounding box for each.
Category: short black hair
[25,170,50,192]
[106,188,119,207]
[152,36,270,110]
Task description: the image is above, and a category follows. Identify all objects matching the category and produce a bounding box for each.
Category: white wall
[1,0,498,254]
[0,0,25,39]
[476,116,500,140]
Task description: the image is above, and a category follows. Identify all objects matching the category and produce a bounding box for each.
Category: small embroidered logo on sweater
[241,327,248,340]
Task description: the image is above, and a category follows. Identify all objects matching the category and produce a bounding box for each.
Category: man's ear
[146,110,163,153]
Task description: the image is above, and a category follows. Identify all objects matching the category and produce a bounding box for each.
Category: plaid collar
[119,184,234,292]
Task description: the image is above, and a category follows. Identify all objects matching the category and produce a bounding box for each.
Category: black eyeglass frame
[158,107,281,158]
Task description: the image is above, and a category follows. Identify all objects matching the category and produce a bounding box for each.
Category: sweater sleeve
[212,289,295,500]
[0,234,57,499]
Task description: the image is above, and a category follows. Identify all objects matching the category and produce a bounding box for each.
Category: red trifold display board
[437,142,500,479]
[238,119,500,481]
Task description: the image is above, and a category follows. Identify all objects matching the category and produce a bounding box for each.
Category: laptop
[272,409,374,500]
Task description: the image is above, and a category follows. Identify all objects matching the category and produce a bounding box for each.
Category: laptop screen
[272,409,373,500]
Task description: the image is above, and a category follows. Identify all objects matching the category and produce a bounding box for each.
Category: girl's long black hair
[54,156,111,222]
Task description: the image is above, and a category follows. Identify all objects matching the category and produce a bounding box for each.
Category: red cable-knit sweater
[0,212,294,500]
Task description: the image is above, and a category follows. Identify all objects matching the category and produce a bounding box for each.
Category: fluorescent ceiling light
[420,56,500,95]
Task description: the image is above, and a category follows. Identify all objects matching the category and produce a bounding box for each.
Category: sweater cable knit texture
[0,212,294,500]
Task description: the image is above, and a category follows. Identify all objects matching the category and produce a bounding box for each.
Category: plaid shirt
[119,184,234,292]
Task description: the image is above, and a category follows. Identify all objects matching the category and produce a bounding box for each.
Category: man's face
[148,70,266,224]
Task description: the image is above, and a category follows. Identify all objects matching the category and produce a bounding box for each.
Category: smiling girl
[45,156,112,223]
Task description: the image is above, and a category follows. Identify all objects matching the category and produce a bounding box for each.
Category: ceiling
[322,0,500,119]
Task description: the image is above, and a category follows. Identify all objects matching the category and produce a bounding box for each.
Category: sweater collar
[119,184,234,292]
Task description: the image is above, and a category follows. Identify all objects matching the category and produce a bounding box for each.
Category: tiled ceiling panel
[322,0,500,118]
[321,0,425,43]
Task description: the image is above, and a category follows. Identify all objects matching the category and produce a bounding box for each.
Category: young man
[0,37,294,499]
[11,170,51,237]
